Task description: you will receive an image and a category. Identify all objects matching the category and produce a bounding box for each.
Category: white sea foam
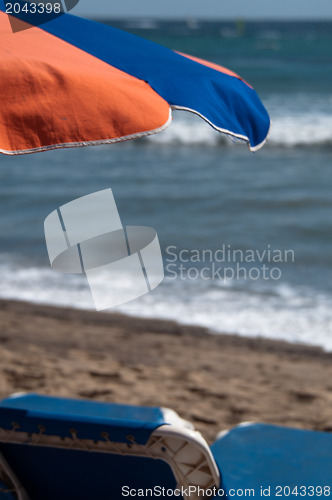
[0,262,94,310]
[147,99,332,148]
[269,114,332,147]
[1,261,332,352]
[148,113,224,146]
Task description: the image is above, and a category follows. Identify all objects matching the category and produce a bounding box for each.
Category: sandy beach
[0,299,332,443]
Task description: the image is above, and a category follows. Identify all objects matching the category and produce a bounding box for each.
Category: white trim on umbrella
[0,108,173,156]
[172,105,270,152]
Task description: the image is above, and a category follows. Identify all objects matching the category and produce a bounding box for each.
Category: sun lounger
[0,394,331,499]
[211,422,332,499]
[0,393,219,499]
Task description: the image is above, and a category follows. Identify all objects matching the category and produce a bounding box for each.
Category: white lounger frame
[0,418,220,500]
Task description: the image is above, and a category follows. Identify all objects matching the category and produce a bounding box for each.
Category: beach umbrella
[0,5,270,155]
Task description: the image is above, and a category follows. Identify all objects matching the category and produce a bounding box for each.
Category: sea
[1,20,332,350]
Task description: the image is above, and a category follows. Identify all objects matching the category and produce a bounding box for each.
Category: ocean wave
[147,115,227,147]
[145,107,332,149]
[1,260,332,352]
[0,262,94,310]
[268,113,332,147]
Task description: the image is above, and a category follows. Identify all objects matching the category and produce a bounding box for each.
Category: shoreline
[0,299,332,442]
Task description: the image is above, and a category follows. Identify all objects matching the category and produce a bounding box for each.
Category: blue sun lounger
[211,423,332,499]
[0,394,331,500]
[0,394,219,500]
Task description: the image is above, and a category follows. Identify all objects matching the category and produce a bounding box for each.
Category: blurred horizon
[90,17,332,22]
[73,0,332,21]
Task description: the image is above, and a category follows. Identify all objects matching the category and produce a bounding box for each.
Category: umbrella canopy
[0,5,270,155]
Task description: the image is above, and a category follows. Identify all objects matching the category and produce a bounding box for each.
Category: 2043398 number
[275,486,331,497]
[5,2,62,14]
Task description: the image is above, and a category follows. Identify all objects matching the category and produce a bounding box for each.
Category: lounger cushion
[211,423,332,499]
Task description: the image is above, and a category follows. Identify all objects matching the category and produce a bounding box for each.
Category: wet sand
[0,299,332,443]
